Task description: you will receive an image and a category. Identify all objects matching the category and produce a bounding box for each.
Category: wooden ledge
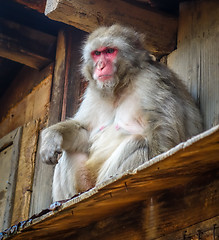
[1,125,219,239]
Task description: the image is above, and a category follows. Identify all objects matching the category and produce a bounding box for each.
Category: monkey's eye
[106,48,115,54]
[94,51,101,56]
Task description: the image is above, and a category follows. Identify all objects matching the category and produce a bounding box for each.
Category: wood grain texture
[156,215,219,240]
[0,74,52,139]
[167,0,219,130]
[0,64,53,123]
[2,124,219,239]
[29,29,70,216]
[44,0,177,57]
[11,120,39,226]
[0,127,22,231]
[12,0,47,13]
[0,18,56,70]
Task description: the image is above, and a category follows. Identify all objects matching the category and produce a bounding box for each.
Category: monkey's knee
[97,135,149,184]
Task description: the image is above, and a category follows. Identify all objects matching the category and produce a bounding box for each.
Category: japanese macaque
[40,24,203,201]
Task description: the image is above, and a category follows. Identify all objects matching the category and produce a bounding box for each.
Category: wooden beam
[45,0,177,56]
[11,0,47,13]
[0,18,56,70]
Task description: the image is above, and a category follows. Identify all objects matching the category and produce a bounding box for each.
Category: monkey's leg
[40,119,89,164]
[96,135,149,184]
[52,152,93,201]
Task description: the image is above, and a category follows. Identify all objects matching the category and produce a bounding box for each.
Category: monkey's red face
[91,47,118,83]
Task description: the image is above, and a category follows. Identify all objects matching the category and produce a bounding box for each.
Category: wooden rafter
[0,18,56,70]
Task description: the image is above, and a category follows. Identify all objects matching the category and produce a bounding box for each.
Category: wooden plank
[11,120,39,226]
[0,146,13,232]
[61,28,87,119]
[0,127,22,232]
[0,64,53,122]
[11,0,47,13]
[167,0,219,129]
[156,215,219,240]
[48,29,67,125]
[29,29,69,216]
[45,0,177,56]
[0,73,52,139]
[0,18,56,70]
[2,124,219,239]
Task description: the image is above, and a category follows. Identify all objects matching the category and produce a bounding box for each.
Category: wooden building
[0,0,218,239]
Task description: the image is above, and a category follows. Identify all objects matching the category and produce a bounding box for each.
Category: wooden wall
[167,0,219,130]
[0,64,53,229]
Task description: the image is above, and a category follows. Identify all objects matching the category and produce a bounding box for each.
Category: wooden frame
[0,127,22,231]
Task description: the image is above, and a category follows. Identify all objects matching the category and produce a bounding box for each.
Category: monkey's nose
[97,61,106,70]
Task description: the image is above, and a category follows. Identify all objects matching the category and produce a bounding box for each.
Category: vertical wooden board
[0,145,13,232]
[29,30,67,216]
[62,28,87,119]
[167,0,219,130]
[29,139,55,216]
[0,127,22,231]
[48,29,67,125]
[11,120,39,225]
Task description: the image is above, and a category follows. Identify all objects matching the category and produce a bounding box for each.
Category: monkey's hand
[40,120,89,164]
[40,127,63,164]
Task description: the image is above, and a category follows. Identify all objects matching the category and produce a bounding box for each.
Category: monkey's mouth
[98,75,113,82]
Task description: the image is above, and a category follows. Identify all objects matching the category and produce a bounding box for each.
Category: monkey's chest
[114,94,145,135]
[89,96,146,157]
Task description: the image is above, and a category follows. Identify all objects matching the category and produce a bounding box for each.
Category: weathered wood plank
[11,120,39,226]
[0,64,53,123]
[29,29,69,216]
[0,73,52,139]
[48,29,67,125]
[45,0,177,56]
[2,124,219,239]
[156,215,219,240]
[11,0,47,13]
[0,127,22,232]
[167,0,219,129]
[0,18,56,70]
[61,28,87,119]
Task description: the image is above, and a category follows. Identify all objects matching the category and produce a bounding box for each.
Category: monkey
[40,24,203,202]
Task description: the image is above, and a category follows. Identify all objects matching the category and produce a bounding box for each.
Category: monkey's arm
[40,120,89,164]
